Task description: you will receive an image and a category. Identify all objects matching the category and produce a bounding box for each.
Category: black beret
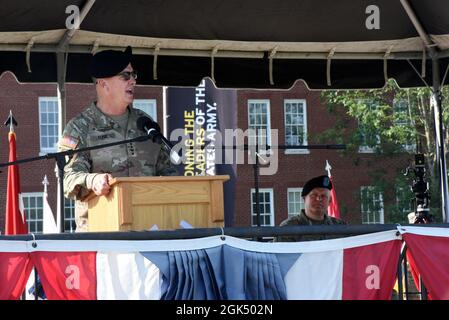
[301,175,333,197]
[90,46,133,78]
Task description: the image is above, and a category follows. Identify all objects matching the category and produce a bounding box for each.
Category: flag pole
[325,159,332,177]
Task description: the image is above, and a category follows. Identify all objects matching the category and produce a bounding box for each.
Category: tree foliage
[319,80,449,222]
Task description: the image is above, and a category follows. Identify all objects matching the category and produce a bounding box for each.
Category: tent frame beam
[400,0,436,55]
[56,0,96,53]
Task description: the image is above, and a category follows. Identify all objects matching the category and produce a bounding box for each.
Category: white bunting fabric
[0,231,411,300]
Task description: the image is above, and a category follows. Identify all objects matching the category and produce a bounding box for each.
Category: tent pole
[400,0,449,222]
[54,0,96,233]
[56,52,67,233]
[431,58,449,222]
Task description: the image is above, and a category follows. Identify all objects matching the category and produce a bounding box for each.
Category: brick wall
[234,81,412,226]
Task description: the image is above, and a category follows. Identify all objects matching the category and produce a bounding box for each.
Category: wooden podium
[85,175,229,232]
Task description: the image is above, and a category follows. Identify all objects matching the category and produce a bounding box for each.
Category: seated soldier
[276,175,346,242]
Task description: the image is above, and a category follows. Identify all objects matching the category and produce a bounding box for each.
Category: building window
[357,99,381,153]
[64,198,76,233]
[287,188,304,218]
[248,100,271,151]
[396,186,413,215]
[133,99,157,121]
[251,188,274,226]
[39,97,59,153]
[21,193,43,234]
[284,99,308,154]
[393,99,416,152]
[360,186,384,224]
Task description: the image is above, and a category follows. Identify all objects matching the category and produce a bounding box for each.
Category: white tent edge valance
[1,30,449,60]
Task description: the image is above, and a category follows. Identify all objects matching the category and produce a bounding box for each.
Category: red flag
[5,126,28,235]
[325,160,341,219]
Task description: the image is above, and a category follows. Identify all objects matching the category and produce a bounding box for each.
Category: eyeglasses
[117,70,137,81]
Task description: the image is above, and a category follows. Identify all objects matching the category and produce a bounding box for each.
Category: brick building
[0,71,412,233]
[234,82,412,227]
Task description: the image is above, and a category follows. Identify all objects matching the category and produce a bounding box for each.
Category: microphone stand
[0,134,152,233]
[247,144,346,230]
[0,134,345,234]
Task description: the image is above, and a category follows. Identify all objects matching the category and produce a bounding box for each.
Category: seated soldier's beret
[301,175,333,197]
[90,46,133,78]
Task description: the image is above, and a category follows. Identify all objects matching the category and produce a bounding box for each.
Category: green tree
[319,80,449,222]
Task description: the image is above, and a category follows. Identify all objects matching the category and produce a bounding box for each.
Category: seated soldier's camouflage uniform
[59,102,178,231]
[275,209,346,242]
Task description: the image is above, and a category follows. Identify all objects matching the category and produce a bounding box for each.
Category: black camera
[405,154,432,223]
[412,154,427,199]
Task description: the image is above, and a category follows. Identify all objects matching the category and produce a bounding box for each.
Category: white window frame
[250,188,274,226]
[396,186,413,215]
[64,198,76,233]
[247,99,271,154]
[287,188,305,218]
[360,186,384,224]
[133,99,157,121]
[357,99,381,153]
[21,192,44,234]
[38,97,59,154]
[393,99,416,153]
[284,99,308,154]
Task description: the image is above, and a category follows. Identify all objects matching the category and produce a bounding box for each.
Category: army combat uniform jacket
[59,102,178,231]
[275,209,346,242]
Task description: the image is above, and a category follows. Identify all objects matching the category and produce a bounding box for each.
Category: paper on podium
[179,220,193,229]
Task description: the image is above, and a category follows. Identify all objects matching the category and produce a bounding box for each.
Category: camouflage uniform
[275,209,346,242]
[59,102,178,231]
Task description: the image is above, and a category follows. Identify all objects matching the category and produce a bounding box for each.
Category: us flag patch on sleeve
[60,134,79,149]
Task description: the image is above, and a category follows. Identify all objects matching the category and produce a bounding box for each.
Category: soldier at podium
[59,46,178,232]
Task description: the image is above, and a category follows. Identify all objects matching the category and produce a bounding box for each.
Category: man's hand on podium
[92,173,113,196]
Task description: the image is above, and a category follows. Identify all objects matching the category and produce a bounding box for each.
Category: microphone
[136,116,181,164]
